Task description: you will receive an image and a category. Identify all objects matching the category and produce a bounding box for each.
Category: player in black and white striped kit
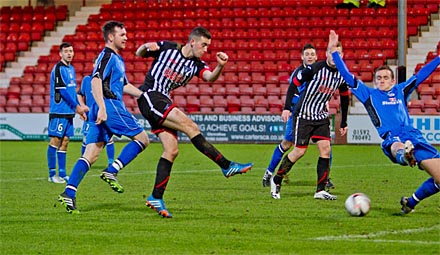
[136,27,253,218]
[270,41,350,201]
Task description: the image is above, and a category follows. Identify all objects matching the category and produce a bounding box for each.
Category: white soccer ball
[345,193,371,217]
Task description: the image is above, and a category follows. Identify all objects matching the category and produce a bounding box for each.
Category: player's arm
[57,69,87,119]
[339,84,350,136]
[202,52,228,82]
[135,42,160,57]
[328,30,356,88]
[291,65,313,87]
[91,76,106,124]
[123,83,143,98]
[77,79,89,111]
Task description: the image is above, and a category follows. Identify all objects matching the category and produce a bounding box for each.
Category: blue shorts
[283,114,293,142]
[48,117,74,138]
[381,127,440,168]
[85,99,144,144]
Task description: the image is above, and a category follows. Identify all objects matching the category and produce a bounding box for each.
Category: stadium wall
[0,113,438,144]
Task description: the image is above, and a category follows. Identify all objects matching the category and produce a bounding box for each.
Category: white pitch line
[311,225,440,244]
[327,239,440,245]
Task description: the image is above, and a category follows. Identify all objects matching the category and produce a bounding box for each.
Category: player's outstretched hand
[328,30,339,52]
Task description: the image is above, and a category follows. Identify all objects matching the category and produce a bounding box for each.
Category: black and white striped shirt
[138,41,210,97]
[292,60,349,121]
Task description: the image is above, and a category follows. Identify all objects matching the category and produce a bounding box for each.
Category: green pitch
[0,141,438,254]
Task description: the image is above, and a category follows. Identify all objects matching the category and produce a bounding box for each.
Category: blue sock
[267,143,287,173]
[407,178,440,208]
[106,141,115,166]
[65,158,91,198]
[395,149,408,165]
[81,141,86,156]
[47,145,57,177]
[330,148,333,167]
[106,140,145,174]
[57,150,67,177]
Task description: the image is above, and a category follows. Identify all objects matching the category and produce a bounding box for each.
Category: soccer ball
[345,193,371,217]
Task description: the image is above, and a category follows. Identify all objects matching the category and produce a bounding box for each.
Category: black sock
[152,157,173,199]
[316,157,330,191]
[274,156,295,185]
[190,134,230,169]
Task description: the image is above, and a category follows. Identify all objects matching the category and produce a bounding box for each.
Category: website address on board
[230,134,282,141]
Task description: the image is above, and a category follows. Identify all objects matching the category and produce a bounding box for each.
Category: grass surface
[0,141,439,254]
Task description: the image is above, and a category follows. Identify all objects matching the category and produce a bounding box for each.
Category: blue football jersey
[49,62,78,114]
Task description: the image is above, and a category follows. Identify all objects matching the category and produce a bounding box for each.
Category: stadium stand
[0,0,439,114]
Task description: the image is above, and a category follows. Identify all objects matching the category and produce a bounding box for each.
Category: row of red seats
[0,5,68,70]
[3,1,437,115]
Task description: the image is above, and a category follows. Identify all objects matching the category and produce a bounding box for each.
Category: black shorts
[293,117,331,147]
[137,91,177,136]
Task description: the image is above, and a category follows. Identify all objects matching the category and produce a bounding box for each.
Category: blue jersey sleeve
[332,51,374,103]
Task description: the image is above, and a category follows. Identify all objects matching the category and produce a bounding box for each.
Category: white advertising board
[348,115,440,145]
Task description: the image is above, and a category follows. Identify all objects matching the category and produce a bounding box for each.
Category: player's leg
[326,147,335,190]
[145,131,177,218]
[314,139,336,200]
[271,117,310,199]
[100,101,149,192]
[401,141,440,213]
[81,121,89,156]
[311,120,336,200]
[263,139,293,187]
[57,136,69,181]
[263,116,294,186]
[105,137,115,166]
[163,107,252,177]
[59,141,105,213]
[47,136,62,183]
[57,118,74,181]
[390,141,415,167]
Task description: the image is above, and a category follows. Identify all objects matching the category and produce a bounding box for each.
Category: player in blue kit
[328,30,440,214]
[47,42,87,184]
[77,60,115,166]
[136,26,253,218]
[58,21,150,214]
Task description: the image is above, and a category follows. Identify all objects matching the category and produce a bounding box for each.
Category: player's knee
[164,147,179,160]
[182,120,200,136]
[136,132,150,148]
[281,140,293,150]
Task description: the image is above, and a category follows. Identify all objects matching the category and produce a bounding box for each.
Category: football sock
[407,177,440,209]
[395,149,408,165]
[106,141,115,166]
[274,156,295,185]
[152,157,173,199]
[191,134,230,169]
[47,145,57,177]
[65,157,91,198]
[316,157,330,191]
[330,148,333,167]
[106,140,145,174]
[267,143,287,173]
[57,150,67,177]
[81,141,86,155]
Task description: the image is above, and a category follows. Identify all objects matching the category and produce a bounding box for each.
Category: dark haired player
[47,42,87,184]
[136,26,253,218]
[58,21,150,213]
[270,40,350,200]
